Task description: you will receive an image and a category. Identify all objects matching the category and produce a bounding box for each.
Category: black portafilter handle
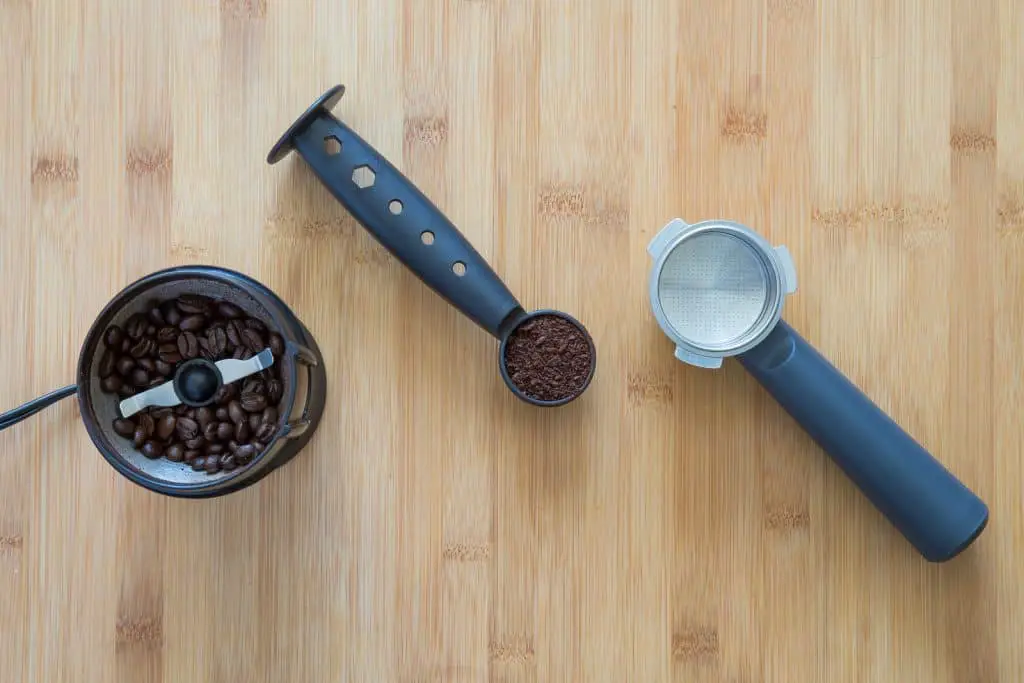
[268,85,523,339]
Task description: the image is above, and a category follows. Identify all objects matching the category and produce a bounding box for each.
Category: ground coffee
[503,314,593,403]
[100,294,286,475]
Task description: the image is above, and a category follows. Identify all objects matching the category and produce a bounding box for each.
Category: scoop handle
[289,114,521,339]
[737,321,988,562]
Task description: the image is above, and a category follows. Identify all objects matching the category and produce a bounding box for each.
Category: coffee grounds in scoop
[503,315,592,402]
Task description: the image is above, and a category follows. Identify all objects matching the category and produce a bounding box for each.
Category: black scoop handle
[289,114,522,339]
[738,321,988,562]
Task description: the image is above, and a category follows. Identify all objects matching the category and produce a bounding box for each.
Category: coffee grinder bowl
[270,85,596,407]
[76,266,326,498]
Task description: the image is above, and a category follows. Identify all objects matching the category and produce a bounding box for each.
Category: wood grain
[0,0,1021,681]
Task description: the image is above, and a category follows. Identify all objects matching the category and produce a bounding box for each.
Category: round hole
[324,136,342,155]
[421,231,435,245]
[388,200,403,215]
[452,261,466,276]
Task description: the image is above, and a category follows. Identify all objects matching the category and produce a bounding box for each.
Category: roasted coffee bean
[152,408,173,418]
[185,437,205,450]
[244,318,266,332]
[198,337,217,361]
[220,454,237,471]
[158,344,182,364]
[227,400,246,425]
[261,407,278,425]
[242,378,264,396]
[234,444,256,464]
[249,413,261,432]
[156,414,177,441]
[112,418,136,437]
[268,333,285,357]
[215,407,228,421]
[217,302,243,319]
[231,346,247,360]
[148,377,164,387]
[137,358,156,372]
[125,314,148,340]
[266,379,283,405]
[184,450,200,462]
[130,338,156,359]
[146,325,156,336]
[116,356,136,376]
[203,421,220,442]
[98,350,116,378]
[177,331,199,359]
[252,441,266,452]
[104,325,125,348]
[132,427,146,449]
[228,440,239,453]
[186,408,197,419]
[131,368,150,387]
[157,326,178,344]
[216,421,234,441]
[164,306,182,327]
[240,392,267,413]
[241,328,264,354]
[235,420,250,442]
[141,441,163,459]
[101,375,123,393]
[225,320,243,347]
[155,359,173,376]
[179,314,206,332]
[204,457,220,474]
[175,404,191,416]
[148,307,166,327]
[207,327,228,356]
[214,383,237,405]
[176,416,199,441]
[205,443,225,455]
[137,413,155,438]
[255,422,276,443]
[118,384,136,398]
[196,407,215,429]
[176,294,210,315]
[191,456,206,471]
[165,444,185,462]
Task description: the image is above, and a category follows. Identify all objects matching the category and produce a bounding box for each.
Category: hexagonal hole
[324,136,342,155]
[352,165,376,189]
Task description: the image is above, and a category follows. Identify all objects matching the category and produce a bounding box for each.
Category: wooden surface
[1,0,1022,681]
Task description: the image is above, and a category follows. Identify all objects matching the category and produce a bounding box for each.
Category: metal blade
[216,349,274,385]
[119,381,180,418]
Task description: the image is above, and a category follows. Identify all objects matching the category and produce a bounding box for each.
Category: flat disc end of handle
[267,84,346,165]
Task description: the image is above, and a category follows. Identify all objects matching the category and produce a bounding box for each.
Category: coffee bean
[217,302,243,319]
[98,350,115,378]
[198,337,217,361]
[215,407,228,421]
[234,444,256,464]
[196,407,215,429]
[155,359,173,376]
[220,454,237,471]
[241,328,264,354]
[242,378,264,396]
[184,450,200,462]
[205,443,225,455]
[253,441,267,452]
[116,356,136,376]
[146,324,156,336]
[203,421,220,442]
[185,437,205,450]
[240,392,267,413]
[118,384,136,398]
[176,294,210,315]
[216,421,234,441]
[113,418,136,437]
[235,420,250,442]
[131,368,150,387]
[148,377,164,387]
[244,318,266,332]
[227,401,246,425]
[214,383,237,405]
[152,408,173,418]
[132,427,146,449]
[186,408,197,419]
[156,414,177,441]
[228,440,239,453]
[158,344,182,364]
[225,320,243,347]
[255,422,276,443]
[104,326,125,348]
[204,457,220,474]
[191,456,206,471]
[141,441,163,459]
[137,413,155,438]
[266,379,283,405]
[268,333,285,357]
[165,444,185,462]
[176,416,199,441]
[101,375,123,393]
[175,405,190,416]
[130,338,156,359]
[179,314,206,332]
[137,358,156,373]
[148,307,166,327]
[125,314,147,340]
[177,331,199,359]
[157,327,178,344]
[164,306,182,327]
[261,407,278,425]
[248,413,261,431]
[231,346,248,360]
[207,327,228,356]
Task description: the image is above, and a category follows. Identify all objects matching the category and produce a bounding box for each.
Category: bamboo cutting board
[0,1,1021,681]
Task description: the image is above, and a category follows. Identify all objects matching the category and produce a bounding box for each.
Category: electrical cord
[0,385,78,432]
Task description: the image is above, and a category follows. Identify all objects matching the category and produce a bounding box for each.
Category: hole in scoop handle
[737,321,989,562]
[288,114,521,339]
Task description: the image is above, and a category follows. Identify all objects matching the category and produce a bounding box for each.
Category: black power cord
[0,385,78,432]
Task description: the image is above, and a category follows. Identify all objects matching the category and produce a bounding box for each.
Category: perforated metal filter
[648,219,797,368]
